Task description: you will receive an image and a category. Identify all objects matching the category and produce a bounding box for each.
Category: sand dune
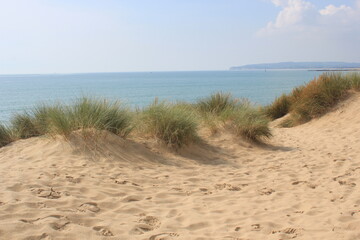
[1,94,360,240]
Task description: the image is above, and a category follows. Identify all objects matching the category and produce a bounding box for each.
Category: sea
[0,70,323,123]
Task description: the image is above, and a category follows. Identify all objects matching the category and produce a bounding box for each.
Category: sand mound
[1,94,360,240]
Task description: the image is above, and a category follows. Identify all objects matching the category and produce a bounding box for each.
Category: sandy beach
[0,93,360,240]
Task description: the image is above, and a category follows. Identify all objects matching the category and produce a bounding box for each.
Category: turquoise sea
[0,70,322,122]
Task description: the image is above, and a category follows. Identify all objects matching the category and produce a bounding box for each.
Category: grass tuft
[267,72,360,124]
[264,94,291,120]
[231,106,272,141]
[142,101,198,148]
[0,124,13,147]
[347,72,360,91]
[71,97,133,137]
[291,73,350,122]
[197,92,237,115]
[11,113,41,139]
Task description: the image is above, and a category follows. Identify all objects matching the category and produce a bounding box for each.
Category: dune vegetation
[0,93,272,149]
[1,72,358,149]
[265,72,360,125]
[196,92,271,141]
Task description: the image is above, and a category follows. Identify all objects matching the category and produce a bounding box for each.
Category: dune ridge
[1,93,360,240]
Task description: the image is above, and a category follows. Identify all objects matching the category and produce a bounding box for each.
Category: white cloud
[259,0,360,35]
[259,0,314,34]
[319,5,352,16]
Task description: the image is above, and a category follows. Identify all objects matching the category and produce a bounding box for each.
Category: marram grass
[266,72,360,124]
[0,124,13,147]
[229,105,272,141]
[197,92,237,115]
[141,101,199,148]
[264,94,291,120]
[0,94,274,149]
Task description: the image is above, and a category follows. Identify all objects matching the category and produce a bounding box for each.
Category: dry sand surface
[1,94,360,240]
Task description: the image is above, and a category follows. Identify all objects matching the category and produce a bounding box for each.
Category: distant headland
[230,62,360,71]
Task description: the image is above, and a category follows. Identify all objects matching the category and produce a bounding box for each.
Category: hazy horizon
[1,0,360,74]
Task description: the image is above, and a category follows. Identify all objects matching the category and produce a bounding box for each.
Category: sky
[0,0,360,74]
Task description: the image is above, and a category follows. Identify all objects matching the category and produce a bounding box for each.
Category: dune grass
[11,113,41,139]
[197,92,237,115]
[347,72,360,91]
[229,105,272,141]
[141,101,199,148]
[0,124,13,147]
[196,93,271,141]
[264,94,291,120]
[292,73,350,121]
[0,93,274,149]
[266,72,360,125]
[4,98,133,141]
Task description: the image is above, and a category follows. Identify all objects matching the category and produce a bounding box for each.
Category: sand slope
[1,94,360,240]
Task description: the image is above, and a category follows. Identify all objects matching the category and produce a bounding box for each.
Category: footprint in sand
[122,195,143,202]
[24,233,51,240]
[292,181,307,185]
[32,188,61,199]
[251,224,261,231]
[65,175,81,184]
[115,180,140,186]
[215,183,241,191]
[272,227,301,238]
[139,216,161,228]
[130,216,161,235]
[148,232,180,240]
[130,223,154,235]
[77,202,100,213]
[49,220,70,231]
[93,226,113,236]
[258,188,275,195]
[20,215,70,231]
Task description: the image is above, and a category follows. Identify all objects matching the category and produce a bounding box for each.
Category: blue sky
[0,0,359,73]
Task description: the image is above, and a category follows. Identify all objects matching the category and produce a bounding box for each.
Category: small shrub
[265,94,291,120]
[142,101,198,148]
[0,124,13,147]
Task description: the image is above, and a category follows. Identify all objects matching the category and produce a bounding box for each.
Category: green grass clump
[264,94,291,120]
[45,105,74,138]
[3,98,134,141]
[231,106,272,141]
[197,92,237,115]
[195,92,272,141]
[291,73,350,122]
[142,101,198,148]
[267,72,360,125]
[11,113,41,139]
[0,124,13,147]
[346,73,360,91]
[70,98,133,137]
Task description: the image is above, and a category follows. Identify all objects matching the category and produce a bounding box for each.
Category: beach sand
[1,94,360,240]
